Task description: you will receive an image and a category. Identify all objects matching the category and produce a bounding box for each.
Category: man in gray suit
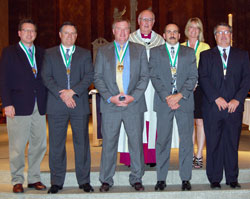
[94,18,149,192]
[150,24,197,191]
[42,22,94,194]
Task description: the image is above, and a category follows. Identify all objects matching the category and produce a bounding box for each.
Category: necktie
[66,49,70,60]
[28,48,33,57]
[171,47,175,60]
[223,49,227,61]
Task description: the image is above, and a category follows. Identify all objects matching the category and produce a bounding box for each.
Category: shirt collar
[166,42,179,52]
[60,44,75,54]
[217,45,230,55]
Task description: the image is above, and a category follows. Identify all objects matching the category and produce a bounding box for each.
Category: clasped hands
[59,89,76,109]
[165,93,183,110]
[215,97,239,113]
[110,93,134,107]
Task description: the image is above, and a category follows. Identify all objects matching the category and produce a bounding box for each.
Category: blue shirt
[114,41,130,94]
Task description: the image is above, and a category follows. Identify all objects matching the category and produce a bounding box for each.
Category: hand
[110,93,128,107]
[123,94,134,105]
[170,103,181,110]
[228,99,239,113]
[215,97,228,111]
[59,89,76,108]
[59,89,75,102]
[4,105,15,118]
[166,93,183,108]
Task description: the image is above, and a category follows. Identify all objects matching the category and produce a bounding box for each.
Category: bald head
[138,10,155,35]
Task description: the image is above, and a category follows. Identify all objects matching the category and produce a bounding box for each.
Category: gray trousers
[156,110,193,181]
[99,111,145,186]
[47,113,91,186]
[7,102,47,185]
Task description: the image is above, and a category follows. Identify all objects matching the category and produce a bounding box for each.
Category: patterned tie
[28,48,33,57]
[223,49,227,61]
[171,47,175,60]
[66,49,70,60]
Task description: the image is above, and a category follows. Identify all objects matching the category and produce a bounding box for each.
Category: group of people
[0,8,249,195]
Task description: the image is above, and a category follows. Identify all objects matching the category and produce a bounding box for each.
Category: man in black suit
[0,19,47,193]
[42,22,94,194]
[199,22,250,189]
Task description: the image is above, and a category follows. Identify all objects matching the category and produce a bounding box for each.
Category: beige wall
[0,0,8,55]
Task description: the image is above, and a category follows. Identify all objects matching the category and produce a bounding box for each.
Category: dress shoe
[47,185,63,194]
[132,182,144,191]
[210,182,221,189]
[226,182,241,189]
[28,182,46,190]
[99,183,110,192]
[79,183,94,192]
[182,181,191,191]
[155,181,166,191]
[13,184,24,193]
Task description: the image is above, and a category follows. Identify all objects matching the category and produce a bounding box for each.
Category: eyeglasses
[21,29,36,33]
[62,31,77,36]
[139,18,154,22]
[216,31,231,35]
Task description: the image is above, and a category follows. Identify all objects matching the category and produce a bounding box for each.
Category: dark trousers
[48,113,91,186]
[203,109,242,183]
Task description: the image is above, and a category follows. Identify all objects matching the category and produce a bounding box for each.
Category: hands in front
[215,97,239,113]
[166,93,183,110]
[59,89,76,109]
[110,93,134,107]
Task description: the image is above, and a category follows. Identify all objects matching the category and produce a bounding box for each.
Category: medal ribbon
[60,44,75,71]
[19,41,36,74]
[220,51,228,76]
[114,41,129,65]
[165,43,180,68]
[187,40,199,54]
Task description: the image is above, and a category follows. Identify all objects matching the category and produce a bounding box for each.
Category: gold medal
[171,67,176,75]
[32,68,36,75]
[118,65,124,72]
[67,68,70,74]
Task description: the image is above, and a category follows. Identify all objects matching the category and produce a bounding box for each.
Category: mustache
[170,37,176,39]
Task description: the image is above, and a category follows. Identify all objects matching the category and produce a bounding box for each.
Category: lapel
[16,43,35,77]
[177,45,184,79]
[226,47,234,76]
[213,47,224,78]
[127,42,136,93]
[55,46,68,74]
[159,44,172,83]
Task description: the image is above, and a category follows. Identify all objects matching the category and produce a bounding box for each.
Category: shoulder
[180,45,194,53]
[45,46,58,54]
[75,46,91,54]
[129,41,145,50]
[35,46,45,55]
[181,41,187,46]
[199,42,210,50]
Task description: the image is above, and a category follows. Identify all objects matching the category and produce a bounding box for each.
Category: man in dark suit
[41,22,94,194]
[150,23,197,191]
[0,19,47,193]
[94,18,149,192]
[199,22,250,189]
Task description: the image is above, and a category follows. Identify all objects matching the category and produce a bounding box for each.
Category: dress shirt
[166,42,179,67]
[59,44,75,66]
[217,45,230,66]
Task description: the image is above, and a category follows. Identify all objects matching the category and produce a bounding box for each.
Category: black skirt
[194,85,203,119]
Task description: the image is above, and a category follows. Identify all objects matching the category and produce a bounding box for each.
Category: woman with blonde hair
[182,17,210,169]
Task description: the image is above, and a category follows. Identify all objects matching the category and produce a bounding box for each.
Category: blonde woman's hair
[184,17,205,42]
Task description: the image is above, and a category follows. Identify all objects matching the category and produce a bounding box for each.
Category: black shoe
[132,182,144,191]
[47,185,63,194]
[99,183,110,192]
[79,183,94,192]
[155,181,166,191]
[210,182,221,189]
[182,181,191,191]
[226,182,241,189]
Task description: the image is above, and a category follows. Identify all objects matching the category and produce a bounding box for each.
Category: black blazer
[0,43,47,115]
[198,46,250,113]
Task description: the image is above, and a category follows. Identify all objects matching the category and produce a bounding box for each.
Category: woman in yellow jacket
[182,17,210,169]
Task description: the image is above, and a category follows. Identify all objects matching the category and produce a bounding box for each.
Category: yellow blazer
[181,41,210,67]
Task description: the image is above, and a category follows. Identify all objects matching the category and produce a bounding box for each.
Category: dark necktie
[223,49,227,61]
[171,47,175,60]
[66,49,70,60]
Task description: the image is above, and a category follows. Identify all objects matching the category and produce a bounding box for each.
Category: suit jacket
[199,46,250,113]
[94,41,149,114]
[0,43,47,115]
[41,45,93,115]
[150,44,198,113]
